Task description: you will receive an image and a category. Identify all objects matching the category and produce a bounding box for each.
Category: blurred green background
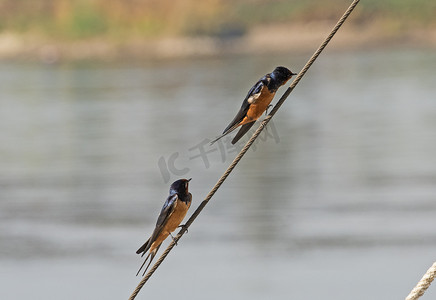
[0,0,435,60]
[0,0,435,38]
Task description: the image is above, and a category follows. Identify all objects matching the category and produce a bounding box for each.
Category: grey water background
[1,49,436,299]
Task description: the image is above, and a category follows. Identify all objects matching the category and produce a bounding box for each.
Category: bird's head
[271,66,297,83]
[169,178,192,196]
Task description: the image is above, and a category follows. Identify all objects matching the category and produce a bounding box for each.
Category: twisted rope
[405,262,436,300]
[129,1,360,298]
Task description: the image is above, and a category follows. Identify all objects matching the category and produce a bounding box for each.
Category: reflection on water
[1,50,436,299]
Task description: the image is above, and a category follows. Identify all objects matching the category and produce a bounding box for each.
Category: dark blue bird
[211,66,296,144]
[136,178,192,276]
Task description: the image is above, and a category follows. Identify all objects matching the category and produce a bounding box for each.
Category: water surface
[1,50,436,299]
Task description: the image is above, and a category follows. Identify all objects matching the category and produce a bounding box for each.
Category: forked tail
[231,122,255,144]
[136,246,161,276]
[210,124,241,145]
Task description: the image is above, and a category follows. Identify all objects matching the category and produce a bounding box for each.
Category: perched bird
[136,178,192,276]
[211,66,297,145]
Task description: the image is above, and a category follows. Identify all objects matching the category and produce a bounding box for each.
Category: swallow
[211,66,297,145]
[136,178,192,276]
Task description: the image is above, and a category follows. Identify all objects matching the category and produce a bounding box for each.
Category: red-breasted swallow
[136,178,192,276]
[211,66,297,145]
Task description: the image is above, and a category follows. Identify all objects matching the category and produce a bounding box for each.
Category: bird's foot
[265,104,273,115]
[169,232,178,246]
[178,224,188,233]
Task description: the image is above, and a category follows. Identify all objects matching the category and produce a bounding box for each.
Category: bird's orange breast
[149,199,190,251]
[241,89,275,125]
[164,199,190,234]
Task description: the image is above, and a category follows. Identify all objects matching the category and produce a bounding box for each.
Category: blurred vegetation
[0,0,434,39]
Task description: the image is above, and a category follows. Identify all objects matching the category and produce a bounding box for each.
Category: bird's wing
[222,78,267,135]
[231,121,256,144]
[155,193,178,229]
[136,193,178,255]
[136,237,150,255]
[209,75,270,145]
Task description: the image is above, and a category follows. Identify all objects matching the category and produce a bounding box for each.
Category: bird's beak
[187,178,192,182]
[291,72,298,75]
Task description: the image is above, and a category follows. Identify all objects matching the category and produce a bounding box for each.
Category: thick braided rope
[129,1,360,298]
[405,262,436,300]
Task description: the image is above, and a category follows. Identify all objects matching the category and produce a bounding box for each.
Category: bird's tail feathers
[136,251,151,276]
[209,132,229,145]
[136,237,150,256]
[136,245,161,276]
[231,122,255,144]
[210,124,240,145]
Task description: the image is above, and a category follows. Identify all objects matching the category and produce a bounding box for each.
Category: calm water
[1,50,436,299]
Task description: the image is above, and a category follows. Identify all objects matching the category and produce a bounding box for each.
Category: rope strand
[405,262,436,300]
[129,1,360,298]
